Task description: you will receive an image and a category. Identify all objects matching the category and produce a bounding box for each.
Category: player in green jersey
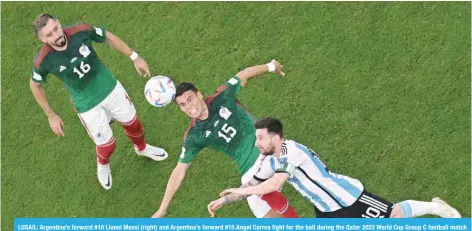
[152,60,291,218]
[29,14,168,190]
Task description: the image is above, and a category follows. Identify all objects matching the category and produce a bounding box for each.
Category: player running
[29,14,168,190]
[219,117,462,218]
[152,60,298,218]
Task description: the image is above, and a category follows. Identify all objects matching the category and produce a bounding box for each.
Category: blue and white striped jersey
[276,140,364,212]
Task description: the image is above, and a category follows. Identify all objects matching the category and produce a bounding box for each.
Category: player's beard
[260,144,275,156]
[55,36,66,47]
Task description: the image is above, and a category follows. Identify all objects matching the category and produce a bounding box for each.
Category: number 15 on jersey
[218,123,236,143]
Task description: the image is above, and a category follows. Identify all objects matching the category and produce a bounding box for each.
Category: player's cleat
[134,144,168,161]
[97,162,112,190]
[432,197,461,218]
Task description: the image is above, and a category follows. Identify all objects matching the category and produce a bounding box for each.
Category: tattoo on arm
[222,193,249,205]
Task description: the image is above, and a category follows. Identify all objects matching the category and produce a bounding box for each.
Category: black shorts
[314,190,394,218]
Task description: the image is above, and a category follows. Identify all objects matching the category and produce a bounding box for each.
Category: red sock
[122,116,146,151]
[96,137,116,165]
[261,191,299,218]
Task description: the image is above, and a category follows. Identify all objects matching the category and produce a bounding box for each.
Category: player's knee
[262,209,282,218]
[390,203,407,218]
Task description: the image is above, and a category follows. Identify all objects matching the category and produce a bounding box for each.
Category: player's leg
[78,105,115,190]
[107,81,168,161]
[391,198,461,218]
[261,192,299,218]
[324,190,394,218]
[246,195,281,218]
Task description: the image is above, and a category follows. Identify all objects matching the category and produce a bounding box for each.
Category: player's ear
[197,91,203,100]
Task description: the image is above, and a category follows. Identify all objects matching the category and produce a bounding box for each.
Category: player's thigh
[247,195,274,218]
[107,81,137,124]
[348,191,394,218]
[78,105,113,146]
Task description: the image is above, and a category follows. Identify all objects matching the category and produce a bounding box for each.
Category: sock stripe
[121,116,137,126]
[399,201,413,218]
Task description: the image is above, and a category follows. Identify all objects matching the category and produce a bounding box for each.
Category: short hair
[32,13,56,34]
[255,117,284,138]
[175,82,198,101]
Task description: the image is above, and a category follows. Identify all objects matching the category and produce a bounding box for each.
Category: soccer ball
[144,76,176,107]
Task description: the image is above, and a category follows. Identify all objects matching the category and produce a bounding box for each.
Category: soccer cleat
[432,197,461,218]
[97,162,112,190]
[134,144,168,161]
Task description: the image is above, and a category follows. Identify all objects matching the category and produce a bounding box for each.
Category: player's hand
[133,57,151,78]
[207,198,226,217]
[47,112,64,136]
[151,209,166,218]
[270,59,285,77]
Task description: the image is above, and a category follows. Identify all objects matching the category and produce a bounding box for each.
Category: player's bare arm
[237,59,285,87]
[207,192,250,217]
[152,162,190,218]
[105,31,151,77]
[29,79,64,136]
[221,173,289,196]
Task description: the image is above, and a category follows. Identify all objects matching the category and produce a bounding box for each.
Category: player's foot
[97,162,112,190]
[134,144,168,161]
[432,197,461,218]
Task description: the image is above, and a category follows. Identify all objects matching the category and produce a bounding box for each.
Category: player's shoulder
[281,140,300,156]
[183,119,197,141]
[64,23,93,36]
[33,45,53,69]
[203,84,227,105]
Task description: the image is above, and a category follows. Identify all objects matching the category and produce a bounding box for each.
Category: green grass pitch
[1,2,470,228]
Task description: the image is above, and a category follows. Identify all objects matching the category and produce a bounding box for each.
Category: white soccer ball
[144,76,176,107]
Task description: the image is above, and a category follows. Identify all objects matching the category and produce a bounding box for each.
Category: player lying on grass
[152,60,298,218]
[217,117,462,218]
[29,13,168,190]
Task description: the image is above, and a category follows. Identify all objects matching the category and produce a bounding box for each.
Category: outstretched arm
[152,162,190,218]
[207,192,250,217]
[105,31,151,77]
[237,59,285,87]
[220,173,289,196]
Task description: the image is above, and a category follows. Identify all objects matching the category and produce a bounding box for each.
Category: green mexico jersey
[31,23,117,113]
[179,76,260,174]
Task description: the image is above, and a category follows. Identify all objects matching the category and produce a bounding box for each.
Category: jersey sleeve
[88,25,107,43]
[215,76,243,98]
[31,55,49,84]
[254,155,279,181]
[178,140,204,164]
[276,145,305,176]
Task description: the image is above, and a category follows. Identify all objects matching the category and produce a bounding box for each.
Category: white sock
[398,200,441,218]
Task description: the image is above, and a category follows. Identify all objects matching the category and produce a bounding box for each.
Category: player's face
[39,19,66,47]
[255,129,276,155]
[176,90,205,119]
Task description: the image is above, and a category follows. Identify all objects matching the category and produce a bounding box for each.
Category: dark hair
[255,117,284,138]
[32,13,56,34]
[175,82,198,101]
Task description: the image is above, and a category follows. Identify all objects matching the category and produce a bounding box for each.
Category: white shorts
[241,161,272,218]
[78,81,136,146]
